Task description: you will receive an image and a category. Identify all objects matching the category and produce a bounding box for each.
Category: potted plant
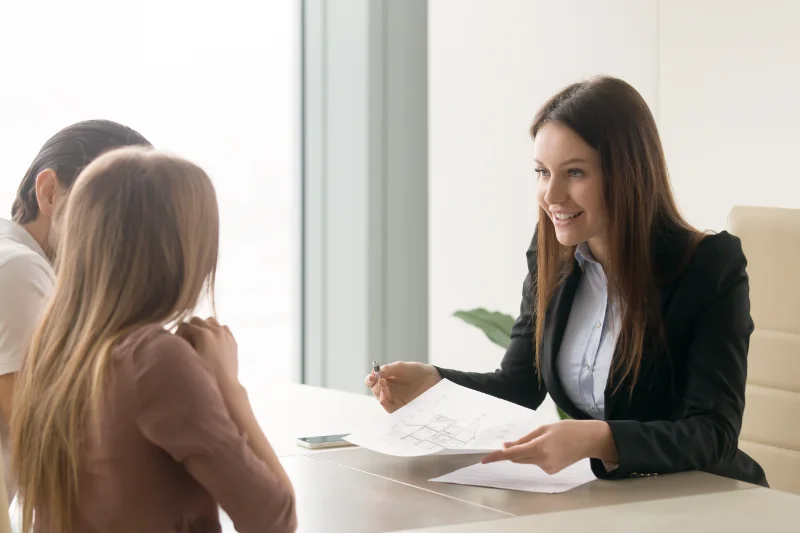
[453,308,570,420]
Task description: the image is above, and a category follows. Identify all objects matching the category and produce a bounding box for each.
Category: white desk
[392,487,800,533]
[314,448,755,516]
[245,381,384,456]
[220,383,786,533]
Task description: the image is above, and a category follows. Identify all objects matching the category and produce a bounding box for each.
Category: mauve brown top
[34,325,296,533]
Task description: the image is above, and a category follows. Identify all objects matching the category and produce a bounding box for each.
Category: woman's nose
[542,175,567,206]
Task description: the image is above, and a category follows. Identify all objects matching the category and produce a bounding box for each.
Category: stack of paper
[345,379,597,493]
[430,458,596,494]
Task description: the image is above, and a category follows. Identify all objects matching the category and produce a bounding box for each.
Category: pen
[372,361,381,380]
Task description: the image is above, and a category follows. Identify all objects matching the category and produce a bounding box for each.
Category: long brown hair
[11,146,219,533]
[531,76,700,391]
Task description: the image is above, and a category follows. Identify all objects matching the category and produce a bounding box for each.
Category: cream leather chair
[728,206,800,493]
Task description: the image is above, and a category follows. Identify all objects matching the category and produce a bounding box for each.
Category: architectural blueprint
[345,379,547,457]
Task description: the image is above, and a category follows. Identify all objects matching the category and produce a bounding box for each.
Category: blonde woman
[10,147,296,533]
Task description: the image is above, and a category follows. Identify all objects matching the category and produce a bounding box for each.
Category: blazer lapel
[540,263,586,420]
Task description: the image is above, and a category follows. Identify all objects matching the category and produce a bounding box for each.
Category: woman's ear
[34,169,60,218]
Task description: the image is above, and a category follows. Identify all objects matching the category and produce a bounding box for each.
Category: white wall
[429,0,800,414]
[428,0,658,419]
[659,0,800,231]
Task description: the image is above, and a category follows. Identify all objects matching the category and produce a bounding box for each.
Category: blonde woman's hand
[364,362,442,413]
[176,317,239,386]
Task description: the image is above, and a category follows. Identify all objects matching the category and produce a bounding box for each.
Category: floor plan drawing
[345,379,549,457]
[387,414,486,452]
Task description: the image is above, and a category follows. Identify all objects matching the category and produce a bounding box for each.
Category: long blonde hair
[11,146,220,533]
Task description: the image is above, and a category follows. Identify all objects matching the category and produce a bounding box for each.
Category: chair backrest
[727,206,800,493]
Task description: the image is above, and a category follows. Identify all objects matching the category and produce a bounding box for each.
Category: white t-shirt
[0,219,55,500]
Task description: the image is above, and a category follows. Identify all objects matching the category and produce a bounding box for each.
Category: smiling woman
[365,75,767,489]
[534,124,607,262]
[529,77,700,391]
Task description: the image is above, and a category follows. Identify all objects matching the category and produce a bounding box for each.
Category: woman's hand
[176,317,239,387]
[364,362,442,413]
[481,420,618,475]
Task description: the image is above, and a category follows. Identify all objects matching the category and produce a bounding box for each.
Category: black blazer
[436,227,768,487]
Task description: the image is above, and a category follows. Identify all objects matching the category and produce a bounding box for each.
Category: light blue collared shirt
[556,243,620,419]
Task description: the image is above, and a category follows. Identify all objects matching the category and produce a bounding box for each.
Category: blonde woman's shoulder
[117,325,206,372]
[114,324,173,360]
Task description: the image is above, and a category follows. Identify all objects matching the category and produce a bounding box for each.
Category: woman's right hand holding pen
[364,362,442,413]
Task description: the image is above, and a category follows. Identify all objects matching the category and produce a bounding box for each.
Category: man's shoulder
[0,240,54,376]
[0,238,54,287]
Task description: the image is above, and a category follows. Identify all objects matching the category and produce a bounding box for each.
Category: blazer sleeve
[434,228,547,411]
[592,233,754,479]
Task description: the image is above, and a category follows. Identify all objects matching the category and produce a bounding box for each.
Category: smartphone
[296,434,355,449]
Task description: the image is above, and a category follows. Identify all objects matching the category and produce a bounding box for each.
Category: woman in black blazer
[365,76,768,488]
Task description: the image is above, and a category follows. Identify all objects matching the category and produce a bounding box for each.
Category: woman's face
[535,122,609,261]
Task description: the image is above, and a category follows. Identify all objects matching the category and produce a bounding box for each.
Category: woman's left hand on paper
[480,419,615,475]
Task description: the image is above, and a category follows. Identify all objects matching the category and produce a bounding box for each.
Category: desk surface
[391,487,800,533]
[222,383,772,533]
[248,381,384,457]
[313,448,756,517]
[221,455,506,533]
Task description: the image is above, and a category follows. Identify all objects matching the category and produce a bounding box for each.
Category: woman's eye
[568,168,584,178]
[535,168,550,178]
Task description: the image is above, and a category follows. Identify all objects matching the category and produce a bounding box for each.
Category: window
[0,1,300,387]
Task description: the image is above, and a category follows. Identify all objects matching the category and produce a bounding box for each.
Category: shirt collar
[0,218,50,262]
[574,242,597,266]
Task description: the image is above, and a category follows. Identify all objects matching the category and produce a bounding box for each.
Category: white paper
[429,458,596,494]
[345,379,546,456]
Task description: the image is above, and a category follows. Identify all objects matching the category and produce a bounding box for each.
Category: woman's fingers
[379,389,395,412]
[505,425,548,448]
[375,362,403,380]
[380,382,395,404]
[176,322,202,344]
[189,316,209,330]
[379,383,404,413]
[482,439,541,464]
[365,378,382,401]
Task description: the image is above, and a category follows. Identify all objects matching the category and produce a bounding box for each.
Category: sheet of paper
[345,379,546,457]
[429,458,596,494]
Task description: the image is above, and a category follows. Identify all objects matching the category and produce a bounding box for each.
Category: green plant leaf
[455,308,572,421]
[453,308,516,349]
